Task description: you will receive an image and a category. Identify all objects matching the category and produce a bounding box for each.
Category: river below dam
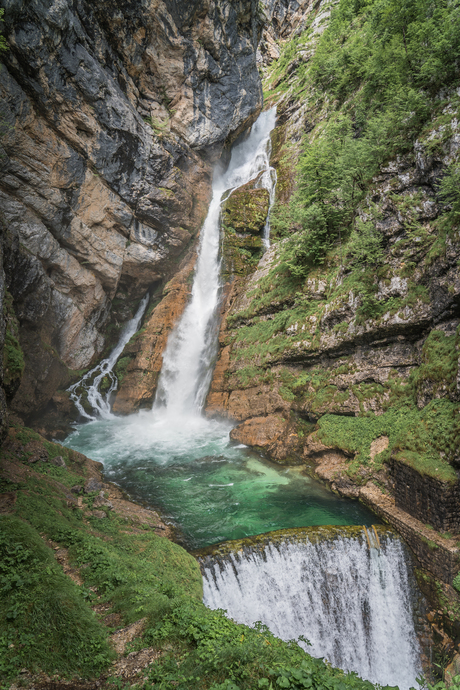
[63,108,424,689]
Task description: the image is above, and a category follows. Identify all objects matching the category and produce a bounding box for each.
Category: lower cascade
[201,529,422,690]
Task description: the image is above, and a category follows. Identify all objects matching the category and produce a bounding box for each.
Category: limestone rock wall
[258,0,333,64]
[0,0,263,426]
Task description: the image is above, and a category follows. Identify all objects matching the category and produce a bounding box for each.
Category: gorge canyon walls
[0,0,263,436]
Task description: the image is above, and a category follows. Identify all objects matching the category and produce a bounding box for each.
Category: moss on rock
[222,184,270,235]
[2,290,24,400]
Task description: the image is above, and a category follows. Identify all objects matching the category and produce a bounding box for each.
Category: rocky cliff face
[0,231,6,442]
[0,0,263,430]
[258,0,330,64]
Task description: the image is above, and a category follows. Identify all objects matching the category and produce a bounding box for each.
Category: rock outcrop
[258,0,333,64]
[0,0,263,427]
[221,178,270,278]
[112,248,197,414]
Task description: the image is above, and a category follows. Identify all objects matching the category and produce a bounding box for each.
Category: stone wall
[390,458,460,534]
[359,485,460,585]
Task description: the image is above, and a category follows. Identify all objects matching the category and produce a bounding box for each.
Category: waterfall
[68,293,149,420]
[68,108,276,421]
[202,532,422,690]
[253,114,277,249]
[154,107,277,416]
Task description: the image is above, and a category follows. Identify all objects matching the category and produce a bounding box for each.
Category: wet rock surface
[0,0,262,427]
[112,248,197,413]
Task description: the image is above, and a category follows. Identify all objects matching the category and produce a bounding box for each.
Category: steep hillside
[209,0,460,491]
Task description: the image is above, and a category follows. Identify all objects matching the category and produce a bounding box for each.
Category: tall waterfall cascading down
[154,107,277,416]
[65,107,376,548]
[68,293,149,420]
[202,534,422,690]
[70,108,277,421]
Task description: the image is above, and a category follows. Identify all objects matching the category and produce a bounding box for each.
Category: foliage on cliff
[272,0,460,273]
[0,9,7,53]
[216,0,460,488]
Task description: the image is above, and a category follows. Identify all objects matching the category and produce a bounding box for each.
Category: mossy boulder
[222,183,270,235]
[222,230,264,277]
[221,182,269,278]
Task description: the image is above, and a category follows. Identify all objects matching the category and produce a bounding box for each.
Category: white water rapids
[202,537,422,690]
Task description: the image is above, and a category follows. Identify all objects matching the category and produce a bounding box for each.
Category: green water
[63,411,377,549]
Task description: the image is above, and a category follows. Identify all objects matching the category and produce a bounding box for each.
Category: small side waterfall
[253,117,277,249]
[202,530,422,690]
[154,107,277,416]
[68,294,149,420]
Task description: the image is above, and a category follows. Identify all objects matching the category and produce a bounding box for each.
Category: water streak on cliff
[68,294,149,420]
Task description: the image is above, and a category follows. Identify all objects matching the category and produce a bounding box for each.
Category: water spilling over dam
[201,527,422,690]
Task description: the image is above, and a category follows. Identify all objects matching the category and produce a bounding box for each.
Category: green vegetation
[0,8,7,53]
[114,355,134,385]
[317,401,459,482]
[221,187,268,276]
[453,573,460,594]
[0,516,112,679]
[267,0,460,274]
[144,603,384,690]
[143,114,171,138]
[312,326,460,480]
[438,161,460,220]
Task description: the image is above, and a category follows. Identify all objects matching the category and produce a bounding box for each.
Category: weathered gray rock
[0,0,263,425]
[91,509,107,519]
[93,494,113,510]
[258,0,332,63]
[84,477,103,494]
[50,455,67,468]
